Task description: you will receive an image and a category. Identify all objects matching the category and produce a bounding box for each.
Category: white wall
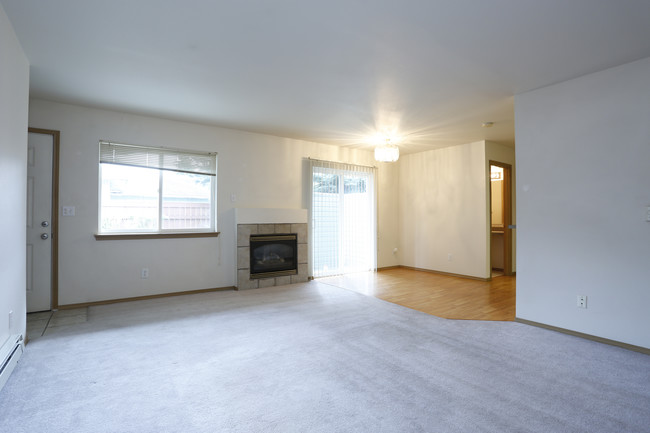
[485,141,516,273]
[515,56,650,348]
[377,160,400,268]
[29,99,398,305]
[0,5,29,343]
[398,141,489,279]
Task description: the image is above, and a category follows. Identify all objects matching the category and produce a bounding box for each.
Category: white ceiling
[3,0,650,154]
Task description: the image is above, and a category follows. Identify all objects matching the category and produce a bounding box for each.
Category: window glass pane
[343,175,366,194]
[162,171,212,230]
[101,164,159,231]
[342,174,372,270]
[312,174,340,275]
[313,173,339,193]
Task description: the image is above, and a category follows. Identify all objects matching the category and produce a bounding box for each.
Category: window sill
[94,232,220,241]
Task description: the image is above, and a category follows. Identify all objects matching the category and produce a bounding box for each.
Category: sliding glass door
[310,160,376,278]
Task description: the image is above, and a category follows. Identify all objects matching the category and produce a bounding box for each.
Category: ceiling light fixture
[482,122,494,128]
[374,136,400,162]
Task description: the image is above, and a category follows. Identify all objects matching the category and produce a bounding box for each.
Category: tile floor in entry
[26,308,88,342]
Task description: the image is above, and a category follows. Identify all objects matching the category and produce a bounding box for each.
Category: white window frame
[98,141,217,235]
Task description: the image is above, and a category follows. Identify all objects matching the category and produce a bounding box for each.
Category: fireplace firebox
[249,234,298,279]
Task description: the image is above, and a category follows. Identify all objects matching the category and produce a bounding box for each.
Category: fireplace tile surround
[235,208,308,290]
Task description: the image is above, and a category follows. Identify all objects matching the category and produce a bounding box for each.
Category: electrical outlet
[577,295,587,309]
[447,253,453,261]
[141,268,149,279]
[62,206,76,216]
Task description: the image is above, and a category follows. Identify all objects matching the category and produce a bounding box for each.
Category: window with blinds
[310,160,376,277]
[98,141,217,233]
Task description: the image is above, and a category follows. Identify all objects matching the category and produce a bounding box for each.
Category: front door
[26,129,58,312]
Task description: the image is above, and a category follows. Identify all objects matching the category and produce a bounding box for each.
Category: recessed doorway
[26,128,60,313]
[490,161,513,277]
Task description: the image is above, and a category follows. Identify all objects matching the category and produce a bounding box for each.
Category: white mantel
[235,208,308,224]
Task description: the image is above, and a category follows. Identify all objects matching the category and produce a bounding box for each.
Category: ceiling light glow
[374,135,400,162]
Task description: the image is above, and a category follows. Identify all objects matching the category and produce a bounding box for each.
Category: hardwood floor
[319,267,516,321]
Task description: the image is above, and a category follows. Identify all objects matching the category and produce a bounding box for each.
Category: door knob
[41,221,49,227]
[41,233,49,240]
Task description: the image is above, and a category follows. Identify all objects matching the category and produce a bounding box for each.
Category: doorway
[489,161,513,277]
[310,160,376,278]
[26,128,60,312]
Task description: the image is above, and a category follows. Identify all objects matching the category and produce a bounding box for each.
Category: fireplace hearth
[236,211,308,289]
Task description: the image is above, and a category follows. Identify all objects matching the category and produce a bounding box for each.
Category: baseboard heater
[0,334,24,392]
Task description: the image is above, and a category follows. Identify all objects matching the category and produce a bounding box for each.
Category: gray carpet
[1,282,649,433]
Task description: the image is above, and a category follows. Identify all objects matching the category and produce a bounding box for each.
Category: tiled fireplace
[236,208,308,289]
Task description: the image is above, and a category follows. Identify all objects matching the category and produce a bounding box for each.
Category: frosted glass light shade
[374,143,399,162]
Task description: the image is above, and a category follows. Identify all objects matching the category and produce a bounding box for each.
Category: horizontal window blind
[100,141,216,176]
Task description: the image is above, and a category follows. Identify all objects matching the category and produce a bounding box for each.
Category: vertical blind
[309,159,377,278]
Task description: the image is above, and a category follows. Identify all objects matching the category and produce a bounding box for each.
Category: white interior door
[26,132,53,312]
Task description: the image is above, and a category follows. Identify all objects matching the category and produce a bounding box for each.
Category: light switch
[62,206,75,216]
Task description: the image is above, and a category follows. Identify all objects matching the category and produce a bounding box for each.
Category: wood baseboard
[396,265,490,282]
[515,318,650,355]
[377,266,400,271]
[58,286,236,310]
